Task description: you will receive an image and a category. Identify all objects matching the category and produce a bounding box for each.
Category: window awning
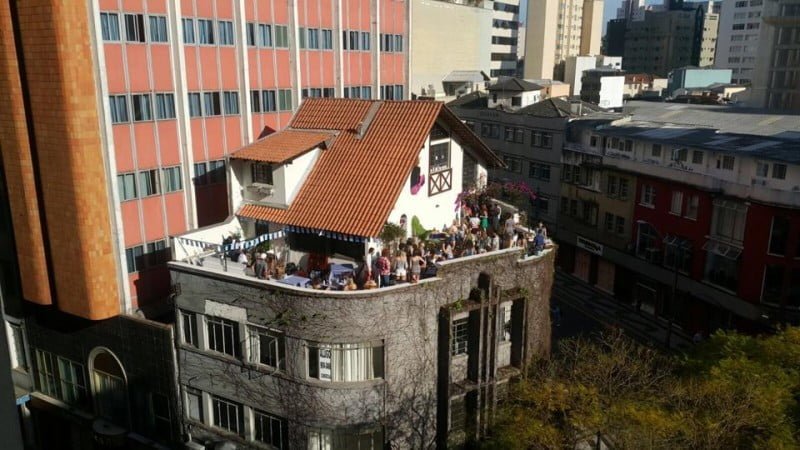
[702,239,742,259]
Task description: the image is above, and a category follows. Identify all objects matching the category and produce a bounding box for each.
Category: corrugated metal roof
[230,130,335,163]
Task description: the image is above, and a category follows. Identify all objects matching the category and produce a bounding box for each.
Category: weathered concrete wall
[173,246,554,448]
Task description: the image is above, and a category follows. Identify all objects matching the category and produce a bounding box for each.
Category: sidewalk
[553,270,693,352]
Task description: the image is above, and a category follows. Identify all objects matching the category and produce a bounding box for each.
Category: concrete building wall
[580,0,604,55]
[409,0,492,98]
[172,247,554,448]
[623,9,706,76]
[750,0,800,109]
[715,0,765,84]
[523,0,558,79]
[564,55,599,96]
[490,0,521,77]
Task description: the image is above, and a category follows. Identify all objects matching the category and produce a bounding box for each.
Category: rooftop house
[168,99,555,449]
[486,77,544,110]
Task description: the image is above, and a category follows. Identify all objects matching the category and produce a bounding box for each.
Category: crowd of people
[226,200,551,290]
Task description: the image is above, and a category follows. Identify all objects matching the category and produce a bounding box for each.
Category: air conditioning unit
[751,178,767,186]
[248,182,274,195]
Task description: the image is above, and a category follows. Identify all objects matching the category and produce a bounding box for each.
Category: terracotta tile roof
[289,98,375,130]
[237,99,503,237]
[230,129,335,163]
[237,204,291,223]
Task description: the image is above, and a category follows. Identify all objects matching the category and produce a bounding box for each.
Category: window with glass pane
[212,396,243,436]
[155,93,175,119]
[254,410,286,448]
[149,16,168,42]
[162,166,182,193]
[692,150,703,164]
[361,31,370,50]
[100,13,120,41]
[307,28,320,49]
[117,173,137,200]
[182,18,195,44]
[223,91,239,115]
[109,95,129,123]
[704,251,740,291]
[138,169,159,196]
[307,343,384,382]
[198,19,214,44]
[663,238,691,273]
[207,317,240,357]
[251,90,262,113]
[262,90,277,112]
[249,327,284,369]
[209,160,226,184]
[670,191,683,215]
[394,34,403,52]
[299,27,306,48]
[131,94,152,121]
[429,142,449,171]
[684,195,699,219]
[35,349,58,398]
[361,86,371,99]
[194,162,207,185]
[278,90,292,111]
[762,265,784,304]
[274,25,288,47]
[258,24,273,46]
[145,240,168,267]
[188,93,202,117]
[252,163,274,184]
[452,318,468,355]
[218,21,234,45]
[203,92,221,116]
[772,163,787,180]
[125,245,144,273]
[246,23,256,46]
[323,88,335,98]
[349,31,360,50]
[180,310,198,346]
[640,185,655,206]
[57,357,87,406]
[711,201,746,243]
[8,324,27,370]
[769,216,790,255]
[125,14,145,42]
[186,388,203,421]
[322,29,333,49]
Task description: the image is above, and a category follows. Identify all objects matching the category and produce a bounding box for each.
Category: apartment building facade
[523,0,604,80]
[0,0,410,448]
[715,0,765,85]
[558,102,800,336]
[449,92,602,233]
[490,0,522,77]
[750,0,800,109]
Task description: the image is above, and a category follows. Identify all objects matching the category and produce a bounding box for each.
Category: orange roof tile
[237,99,503,237]
[230,129,335,163]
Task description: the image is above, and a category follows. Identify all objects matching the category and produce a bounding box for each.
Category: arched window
[89,349,128,426]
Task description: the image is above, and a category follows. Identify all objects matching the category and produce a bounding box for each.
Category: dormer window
[252,163,273,185]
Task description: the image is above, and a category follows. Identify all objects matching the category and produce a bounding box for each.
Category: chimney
[357,101,383,139]
[569,100,583,116]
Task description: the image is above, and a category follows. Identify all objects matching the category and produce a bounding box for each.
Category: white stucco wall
[231,148,321,208]
[387,121,488,234]
[409,0,493,98]
[599,76,625,109]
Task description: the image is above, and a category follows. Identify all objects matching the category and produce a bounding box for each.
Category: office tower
[491,0,522,77]
[523,0,604,80]
[617,0,646,19]
[750,0,800,109]
[715,0,765,85]
[623,1,719,76]
[0,0,408,447]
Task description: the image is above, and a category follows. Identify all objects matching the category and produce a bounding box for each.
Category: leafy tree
[483,329,800,450]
